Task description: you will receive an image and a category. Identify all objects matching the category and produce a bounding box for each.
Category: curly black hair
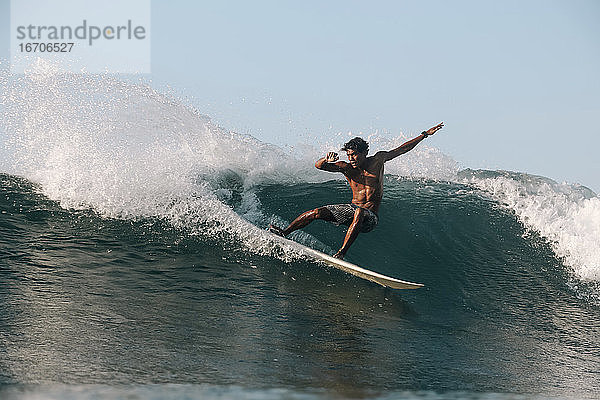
[341,137,369,154]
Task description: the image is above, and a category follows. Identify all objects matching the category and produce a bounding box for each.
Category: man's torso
[342,156,384,213]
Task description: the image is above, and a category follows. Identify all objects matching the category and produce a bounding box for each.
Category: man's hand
[325,152,339,163]
[378,121,445,162]
[315,152,343,171]
[424,122,444,136]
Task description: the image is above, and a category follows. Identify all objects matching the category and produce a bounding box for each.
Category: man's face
[346,149,366,168]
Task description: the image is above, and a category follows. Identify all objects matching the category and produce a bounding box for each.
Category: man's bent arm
[377,122,443,162]
[315,155,346,172]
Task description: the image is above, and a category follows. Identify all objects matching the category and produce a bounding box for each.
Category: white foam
[0,63,318,260]
[8,62,597,290]
[461,170,600,282]
[0,62,459,258]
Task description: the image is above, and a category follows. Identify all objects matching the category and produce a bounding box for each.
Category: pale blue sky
[2,0,599,191]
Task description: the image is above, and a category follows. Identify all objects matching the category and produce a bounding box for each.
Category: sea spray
[0,62,462,261]
[459,169,600,286]
[2,62,598,295]
[0,63,315,260]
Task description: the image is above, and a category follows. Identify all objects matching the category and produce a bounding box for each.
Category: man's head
[341,137,369,168]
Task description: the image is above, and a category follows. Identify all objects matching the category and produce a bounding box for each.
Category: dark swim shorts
[324,204,379,233]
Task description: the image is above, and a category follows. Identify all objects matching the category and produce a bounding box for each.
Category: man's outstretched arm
[377,122,444,162]
[315,152,347,172]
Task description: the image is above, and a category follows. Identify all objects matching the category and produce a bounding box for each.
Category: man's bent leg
[272,207,335,236]
[333,207,365,259]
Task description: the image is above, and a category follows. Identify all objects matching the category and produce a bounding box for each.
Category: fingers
[326,152,339,162]
[429,122,444,134]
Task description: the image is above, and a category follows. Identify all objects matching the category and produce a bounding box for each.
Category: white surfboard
[271,232,424,290]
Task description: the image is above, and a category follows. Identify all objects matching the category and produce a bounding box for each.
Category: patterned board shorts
[323,204,379,233]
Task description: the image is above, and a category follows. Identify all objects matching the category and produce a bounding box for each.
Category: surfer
[269,122,444,259]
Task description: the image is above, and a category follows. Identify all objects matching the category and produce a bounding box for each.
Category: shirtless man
[269,122,444,259]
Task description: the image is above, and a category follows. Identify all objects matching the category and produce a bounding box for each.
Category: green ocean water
[1,173,599,399]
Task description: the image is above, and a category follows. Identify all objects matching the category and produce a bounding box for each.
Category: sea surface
[1,65,599,399]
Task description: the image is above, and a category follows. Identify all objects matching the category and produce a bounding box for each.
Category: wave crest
[459,169,600,283]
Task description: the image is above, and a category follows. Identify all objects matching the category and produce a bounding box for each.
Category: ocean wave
[1,62,598,298]
[459,169,600,284]
[0,63,457,260]
[0,64,313,261]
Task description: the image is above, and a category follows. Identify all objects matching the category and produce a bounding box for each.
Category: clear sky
[1,0,599,191]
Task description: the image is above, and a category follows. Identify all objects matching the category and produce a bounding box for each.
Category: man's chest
[346,166,382,186]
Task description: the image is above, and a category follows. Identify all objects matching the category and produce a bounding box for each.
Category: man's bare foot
[268,224,285,237]
[333,251,345,260]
